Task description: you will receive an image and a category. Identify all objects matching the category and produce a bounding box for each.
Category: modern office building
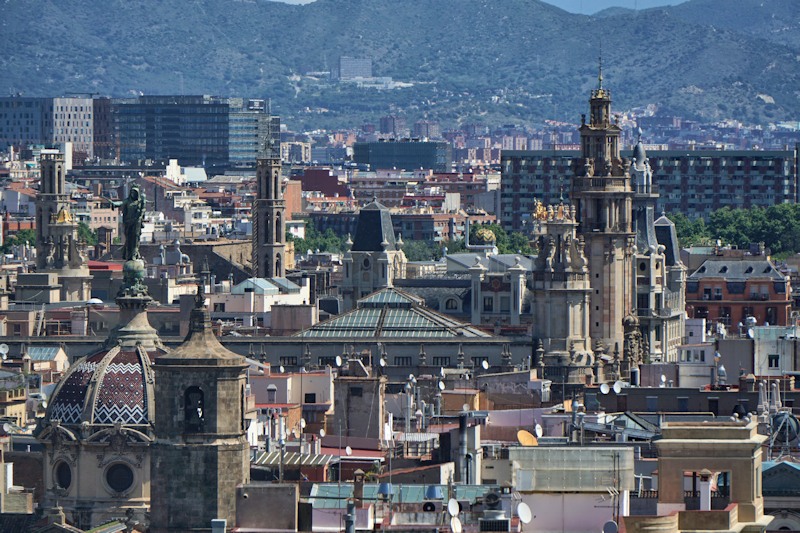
[112,95,230,167]
[500,147,799,231]
[353,139,452,172]
[336,56,372,80]
[0,95,95,160]
[228,98,276,165]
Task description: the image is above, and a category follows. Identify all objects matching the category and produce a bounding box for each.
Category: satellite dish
[481,360,489,370]
[41,400,48,409]
[600,383,610,395]
[0,344,8,356]
[438,380,446,391]
[345,446,352,456]
[292,428,299,439]
[517,429,538,447]
[613,381,623,394]
[447,498,460,517]
[408,373,416,382]
[300,418,306,429]
[660,374,667,384]
[335,355,343,367]
[747,328,754,339]
[319,428,326,438]
[534,423,543,439]
[379,357,386,367]
[517,502,532,524]
[2,423,10,433]
[440,367,446,378]
[602,521,619,533]
[450,516,462,533]
[279,365,285,373]
[462,403,471,413]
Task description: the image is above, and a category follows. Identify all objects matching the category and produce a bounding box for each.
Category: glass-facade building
[353,140,452,172]
[112,95,230,168]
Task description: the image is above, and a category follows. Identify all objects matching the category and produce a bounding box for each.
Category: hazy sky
[270,0,687,14]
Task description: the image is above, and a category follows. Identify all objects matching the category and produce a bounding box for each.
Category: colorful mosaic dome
[45,345,165,427]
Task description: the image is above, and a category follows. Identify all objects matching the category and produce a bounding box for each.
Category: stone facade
[150,289,249,532]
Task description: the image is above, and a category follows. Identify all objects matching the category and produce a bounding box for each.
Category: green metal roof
[359,288,423,308]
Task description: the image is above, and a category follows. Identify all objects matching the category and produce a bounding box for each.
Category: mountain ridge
[1,0,798,129]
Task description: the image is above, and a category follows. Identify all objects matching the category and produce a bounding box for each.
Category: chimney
[353,469,365,507]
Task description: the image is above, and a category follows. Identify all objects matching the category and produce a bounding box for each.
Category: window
[213,303,225,312]
[646,396,658,411]
[483,296,494,312]
[445,298,459,310]
[304,393,317,404]
[500,296,510,313]
[105,463,134,493]
[678,397,689,412]
[184,386,205,433]
[279,356,297,366]
[769,353,780,369]
[394,356,412,366]
[350,386,363,397]
[432,356,451,367]
[54,461,72,490]
[267,385,277,403]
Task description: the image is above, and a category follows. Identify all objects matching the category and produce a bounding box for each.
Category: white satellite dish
[481,360,489,370]
[450,516,462,533]
[335,355,343,367]
[747,328,754,339]
[2,423,10,433]
[517,502,532,524]
[319,428,326,438]
[41,400,48,409]
[462,403,471,413]
[660,374,667,384]
[613,381,623,394]
[447,498,460,517]
[440,367,446,378]
[602,520,619,533]
[534,423,543,439]
[600,383,610,395]
[0,344,8,356]
[300,418,306,429]
[438,380,446,391]
[379,357,386,367]
[279,365,285,373]
[345,446,352,456]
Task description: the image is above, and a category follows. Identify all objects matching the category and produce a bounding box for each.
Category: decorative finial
[195,276,205,308]
[598,54,604,90]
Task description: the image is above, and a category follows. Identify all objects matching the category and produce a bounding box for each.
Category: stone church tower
[572,67,636,357]
[150,284,250,532]
[341,198,407,311]
[35,150,91,300]
[252,118,285,278]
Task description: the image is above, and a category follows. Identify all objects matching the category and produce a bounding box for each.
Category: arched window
[184,386,205,433]
[275,254,282,277]
[275,212,282,243]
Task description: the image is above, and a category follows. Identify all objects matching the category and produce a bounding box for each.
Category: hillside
[1,0,798,129]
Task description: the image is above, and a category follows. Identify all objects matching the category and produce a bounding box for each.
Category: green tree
[1,229,36,253]
[77,222,98,246]
[668,212,711,248]
[287,219,344,254]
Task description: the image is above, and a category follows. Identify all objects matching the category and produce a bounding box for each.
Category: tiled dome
[46,344,165,427]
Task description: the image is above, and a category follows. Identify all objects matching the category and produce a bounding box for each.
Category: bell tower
[572,63,636,355]
[253,115,285,278]
[150,281,250,532]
